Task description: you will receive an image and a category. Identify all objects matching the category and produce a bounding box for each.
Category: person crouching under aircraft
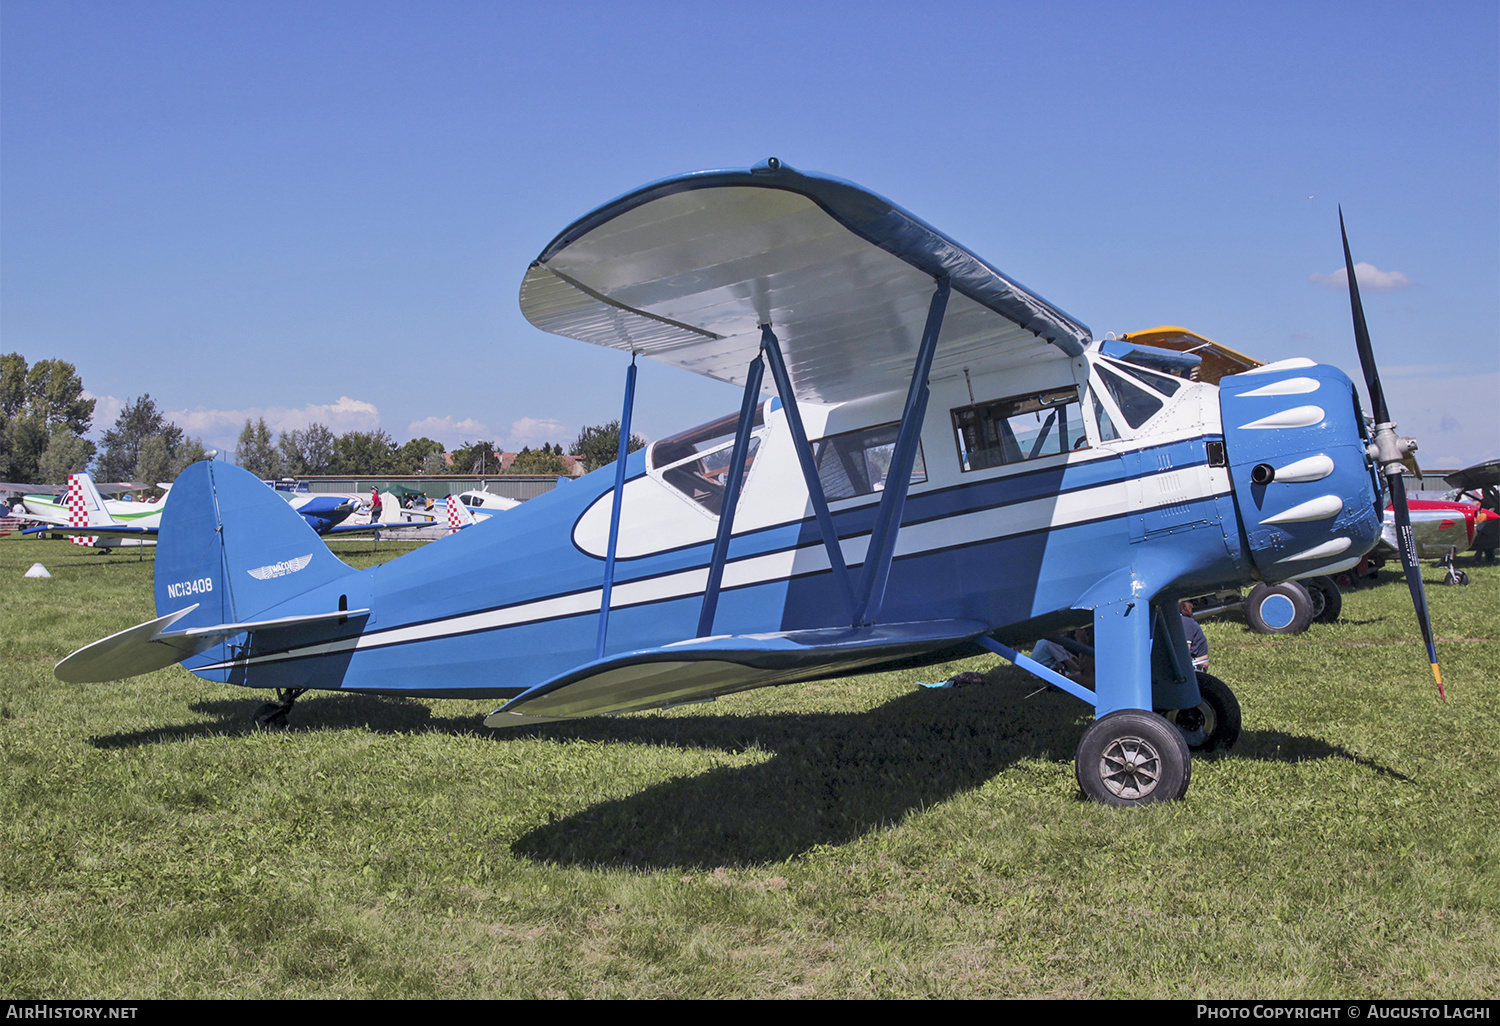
[1030,626,1096,687]
[1180,600,1210,671]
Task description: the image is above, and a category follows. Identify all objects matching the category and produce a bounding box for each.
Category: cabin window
[1094,364,1165,429]
[813,422,927,500]
[951,387,1087,472]
[649,403,767,516]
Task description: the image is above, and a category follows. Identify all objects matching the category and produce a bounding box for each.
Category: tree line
[238,419,646,478]
[3,352,647,486]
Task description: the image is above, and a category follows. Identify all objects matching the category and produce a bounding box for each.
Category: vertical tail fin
[447,494,475,533]
[66,473,108,546]
[155,461,356,628]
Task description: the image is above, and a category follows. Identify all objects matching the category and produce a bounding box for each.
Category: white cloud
[159,397,383,454]
[81,391,124,437]
[506,417,571,449]
[1308,262,1414,292]
[405,415,505,448]
[406,414,574,451]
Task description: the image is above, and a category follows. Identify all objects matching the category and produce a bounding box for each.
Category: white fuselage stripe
[196,465,1231,671]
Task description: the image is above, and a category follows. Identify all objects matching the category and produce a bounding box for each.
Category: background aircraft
[55,161,1437,805]
[19,473,162,547]
[24,472,430,547]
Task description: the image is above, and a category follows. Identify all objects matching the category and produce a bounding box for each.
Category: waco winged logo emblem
[247,554,314,580]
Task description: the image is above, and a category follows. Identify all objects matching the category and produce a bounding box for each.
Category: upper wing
[1445,459,1500,491]
[520,159,1091,405]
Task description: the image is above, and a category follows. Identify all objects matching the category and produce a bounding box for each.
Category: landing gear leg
[252,688,306,730]
[1439,547,1469,586]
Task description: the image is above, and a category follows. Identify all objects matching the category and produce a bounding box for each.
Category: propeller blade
[1342,209,1444,699]
[1386,472,1445,701]
[1340,207,1390,425]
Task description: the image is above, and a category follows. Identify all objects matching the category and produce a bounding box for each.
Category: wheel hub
[1098,736,1162,800]
[1165,703,1216,747]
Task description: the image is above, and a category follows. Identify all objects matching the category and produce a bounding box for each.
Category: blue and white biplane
[57,160,1439,804]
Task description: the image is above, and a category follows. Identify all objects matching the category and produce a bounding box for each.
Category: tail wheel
[1244,581,1314,634]
[1161,672,1242,752]
[1076,711,1191,806]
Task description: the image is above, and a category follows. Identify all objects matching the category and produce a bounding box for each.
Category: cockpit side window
[951,387,1087,472]
[648,403,768,516]
[813,421,927,500]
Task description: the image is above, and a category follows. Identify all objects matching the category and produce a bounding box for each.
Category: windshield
[649,402,769,515]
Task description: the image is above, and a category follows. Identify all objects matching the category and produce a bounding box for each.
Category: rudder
[155,461,355,627]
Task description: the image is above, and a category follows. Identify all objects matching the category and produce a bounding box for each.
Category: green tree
[395,436,445,474]
[570,421,647,473]
[331,429,398,475]
[1,354,95,481]
[278,423,336,476]
[98,395,182,482]
[236,418,281,479]
[508,445,569,475]
[38,426,98,484]
[448,440,500,476]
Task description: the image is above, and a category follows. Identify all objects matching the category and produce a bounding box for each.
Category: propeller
[1340,208,1445,700]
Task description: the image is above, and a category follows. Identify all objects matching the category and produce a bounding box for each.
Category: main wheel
[1161,672,1242,752]
[1302,575,1343,624]
[1243,581,1314,634]
[1075,710,1191,806]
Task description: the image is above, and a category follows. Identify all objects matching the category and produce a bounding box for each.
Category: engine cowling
[1218,359,1383,582]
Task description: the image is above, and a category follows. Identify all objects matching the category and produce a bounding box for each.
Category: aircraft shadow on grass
[83,678,1410,869]
[507,701,1413,870]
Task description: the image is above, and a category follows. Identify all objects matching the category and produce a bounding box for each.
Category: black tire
[1161,672,1242,752]
[1302,575,1342,624]
[1075,710,1191,806]
[1243,581,1314,634]
[1445,568,1469,586]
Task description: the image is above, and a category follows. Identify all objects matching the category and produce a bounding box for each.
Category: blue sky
[3,0,1496,468]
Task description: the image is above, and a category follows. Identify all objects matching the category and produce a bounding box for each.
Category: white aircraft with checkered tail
[20,473,163,548]
[55,160,1443,804]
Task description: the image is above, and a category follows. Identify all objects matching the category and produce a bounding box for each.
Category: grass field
[2,534,1497,998]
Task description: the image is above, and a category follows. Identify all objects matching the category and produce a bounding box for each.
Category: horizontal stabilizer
[321,520,441,536]
[55,605,370,683]
[24,525,156,539]
[484,619,989,727]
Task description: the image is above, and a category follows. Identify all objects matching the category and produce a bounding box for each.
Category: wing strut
[596,353,639,659]
[855,277,950,626]
[759,324,858,623]
[697,351,766,637]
